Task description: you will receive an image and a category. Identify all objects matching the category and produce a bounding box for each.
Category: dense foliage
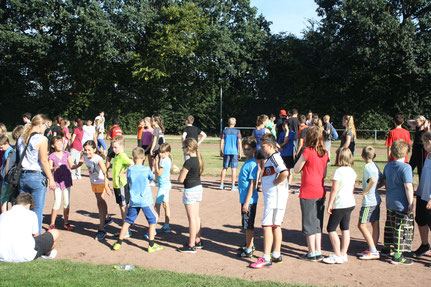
[1,0,430,134]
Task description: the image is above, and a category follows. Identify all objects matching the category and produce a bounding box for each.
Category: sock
[117,239,123,245]
[370,246,377,253]
[314,251,321,256]
[245,248,253,253]
[263,254,271,262]
[308,252,315,257]
[149,240,154,247]
[394,252,402,259]
[272,251,280,258]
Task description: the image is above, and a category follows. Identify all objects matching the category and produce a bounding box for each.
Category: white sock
[263,254,271,262]
[272,251,280,258]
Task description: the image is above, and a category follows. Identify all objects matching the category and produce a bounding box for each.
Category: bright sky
[250,0,320,36]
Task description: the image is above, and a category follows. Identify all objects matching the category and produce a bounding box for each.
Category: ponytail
[197,150,204,175]
[23,114,48,143]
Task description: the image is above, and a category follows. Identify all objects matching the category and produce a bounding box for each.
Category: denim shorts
[126,206,157,225]
[223,154,239,168]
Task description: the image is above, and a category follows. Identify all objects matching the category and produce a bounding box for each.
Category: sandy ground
[40,169,431,287]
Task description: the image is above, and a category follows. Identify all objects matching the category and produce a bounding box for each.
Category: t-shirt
[299,127,309,141]
[96,125,104,140]
[299,148,328,199]
[141,129,153,146]
[82,125,96,145]
[1,146,13,186]
[262,152,289,209]
[237,158,258,204]
[52,126,63,137]
[111,152,133,188]
[413,127,425,149]
[266,121,276,138]
[183,126,201,142]
[221,128,242,155]
[108,125,123,138]
[152,127,165,152]
[332,166,357,209]
[276,117,286,138]
[137,125,144,140]
[278,131,295,157]
[385,128,411,162]
[48,151,73,190]
[18,134,47,172]
[382,161,413,212]
[183,157,201,189]
[323,123,333,141]
[298,125,307,138]
[253,127,266,150]
[416,155,431,202]
[84,154,105,184]
[158,157,172,186]
[0,205,38,262]
[340,129,355,154]
[71,128,83,151]
[362,162,382,207]
[288,117,299,140]
[127,165,155,207]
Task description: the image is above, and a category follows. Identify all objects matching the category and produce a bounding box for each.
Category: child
[106,117,123,168]
[357,146,382,260]
[178,138,204,253]
[75,140,112,241]
[182,115,207,146]
[95,119,107,155]
[0,134,13,212]
[380,139,414,265]
[336,115,356,164]
[250,134,289,268]
[219,117,242,190]
[137,118,145,147]
[385,114,411,162]
[141,117,154,166]
[112,147,163,253]
[413,131,431,258]
[323,148,356,264]
[236,137,258,258]
[154,143,172,233]
[47,136,74,230]
[278,120,295,185]
[149,115,165,166]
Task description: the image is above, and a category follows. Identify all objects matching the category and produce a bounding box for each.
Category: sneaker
[359,251,380,260]
[195,240,204,249]
[271,254,283,264]
[323,254,344,264]
[95,230,107,241]
[356,249,369,256]
[112,242,121,251]
[237,245,255,252]
[315,254,324,261]
[177,244,197,253]
[238,249,253,258]
[124,229,132,239]
[231,186,238,191]
[299,253,317,262]
[342,254,348,263]
[250,258,272,269]
[148,243,164,253]
[63,223,74,231]
[413,244,430,258]
[41,249,57,259]
[156,226,171,233]
[48,224,55,230]
[143,230,155,240]
[219,184,225,190]
[291,189,300,194]
[380,247,394,257]
[104,216,113,227]
[391,255,413,265]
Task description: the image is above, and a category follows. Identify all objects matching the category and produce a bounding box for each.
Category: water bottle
[114,264,135,271]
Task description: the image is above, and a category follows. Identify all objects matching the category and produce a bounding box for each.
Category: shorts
[0,185,13,205]
[125,206,157,225]
[359,205,380,224]
[241,203,257,230]
[327,206,355,232]
[97,139,107,150]
[223,154,239,168]
[152,149,159,158]
[114,185,130,206]
[142,145,151,155]
[324,140,331,153]
[34,232,54,259]
[255,149,268,160]
[300,198,325,236]
[182,185,203,204]
[155,182,171,204]
[91,183,105,194]
[415,197,431,229]
[281,156,294,169]
[384,209,414,253]
[262,207,286,227]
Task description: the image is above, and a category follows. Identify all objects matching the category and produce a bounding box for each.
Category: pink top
[48,151,72,190]
[141,129,154,146]
[299,148,328,199]
[71,128,83,151]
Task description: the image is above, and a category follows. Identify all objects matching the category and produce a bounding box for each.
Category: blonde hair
[183,138,204,175]
[415,115,426,123]
[12,125,24,141]
[391,140,410,160]
[323,115,330,123]
[0,123,7,134]
[0,134,9,145]
[132,147,145,159]
[343,115,356,139]
[228,117,236,126]
[362,146,376,160]
[23,114,49,143]
[337,147,354,166]
[111,135,125,146]
[256,114,268,126]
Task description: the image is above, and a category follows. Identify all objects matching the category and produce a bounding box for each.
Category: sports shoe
[104,216,113,227]
[299,253,317,262]
[391,255,413,265]
[177,244,197,253]
[63,223,73,231]
[237,245,255,252]
[95,230,107,241]
[250,258,272,269]
[124,229,132,239]
[271,254,283,264]
[41,249,57,259]
[359,251,380,260]
[148,243,164,253]
[323,254,344,264]
[219,184,225,190]
[143,230,155,240]
[156,226,171,233]
[195,240,204,249]
[238,249,253,258]
[380,247,394,257]
[315,254,324,261]
[413,244,430,258]
[231,186,238,191]
[48,224,55,230]
[112,242,121,251]
[342,254,348,262]
[356,249,369,256]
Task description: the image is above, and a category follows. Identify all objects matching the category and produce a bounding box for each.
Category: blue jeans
[19,172,47,234]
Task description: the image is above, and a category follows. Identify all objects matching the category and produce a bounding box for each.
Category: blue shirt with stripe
[221,128,241,155]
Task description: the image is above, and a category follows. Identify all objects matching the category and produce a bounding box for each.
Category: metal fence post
[374,130,377,143]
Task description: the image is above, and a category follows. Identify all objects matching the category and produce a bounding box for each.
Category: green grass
[0,260,311,287]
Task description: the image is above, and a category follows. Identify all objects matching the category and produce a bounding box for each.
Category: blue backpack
[330,123,338,141]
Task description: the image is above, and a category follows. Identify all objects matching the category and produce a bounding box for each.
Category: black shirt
[288,117,299,140]
[183,157,201,189]
[183,126,201,142]
[52,126,63,137]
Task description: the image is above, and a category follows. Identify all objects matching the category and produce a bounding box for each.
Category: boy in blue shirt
[237,137,258,258]
[380,140,414,265]
[219,117,242,190]
[278,120,295,185]
[112,147,163,253]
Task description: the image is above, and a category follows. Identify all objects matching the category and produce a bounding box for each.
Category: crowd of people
[0,110,429,270]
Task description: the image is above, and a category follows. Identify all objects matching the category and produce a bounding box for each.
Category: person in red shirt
[106,117,123,169]
[385,115,411,162]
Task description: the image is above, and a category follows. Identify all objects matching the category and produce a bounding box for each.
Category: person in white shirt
[82,119,97,146]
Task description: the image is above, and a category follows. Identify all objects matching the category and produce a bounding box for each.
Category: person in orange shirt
[385,115,411,162]
[137,119,145,147]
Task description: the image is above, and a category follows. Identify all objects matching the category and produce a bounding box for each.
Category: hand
[238,154,242,160]
[408,203,414,213]
[427,199,431,210]
[105,184,112,196]
[120,170,127,180]
[48,179,56,190]
[220,151,223,157]
[327,205,333,215]
[53,166,59,172]
[242,203,249,214]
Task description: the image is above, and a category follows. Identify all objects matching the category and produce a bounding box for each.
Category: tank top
[254,128,266,150]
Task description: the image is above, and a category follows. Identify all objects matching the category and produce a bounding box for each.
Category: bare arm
[362,177,377,195]
[238,139,242,160]
[387,146,391,162]
[404,182,414,212]
[178,167,189,184]
[296,138,304,157]
[219,138,225,157]
[99,160,112,196]
[38,140,55,190]
[242,179,256,213]
[198,131,207,146]
[327,180,340,214]
[274,170,289,186]
[294,154,306,174]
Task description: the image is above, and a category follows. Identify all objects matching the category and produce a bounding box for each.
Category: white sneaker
[150,181,156,187]
[359,251,380,260]
[323,254,343,264]
[41,249,57,259]
[342,254,348,262]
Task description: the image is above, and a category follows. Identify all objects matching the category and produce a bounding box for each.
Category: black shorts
[255,149,267,160]
[34,232,54,259]
[114,185,130,206]
[415,197,431,229]
[241,203,257,230]
[327,206,355,232]
[300,198,325,236]
[282,156,294,169]
[142,145,151,155]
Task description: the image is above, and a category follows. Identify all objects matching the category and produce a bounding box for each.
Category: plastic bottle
[114,264,135,271]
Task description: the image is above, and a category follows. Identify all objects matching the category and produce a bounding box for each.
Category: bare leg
[246,229,255,250]
[148,223,157,241]
[272,226,282,253]
[185,202,201,246]
[119,205,126,222]
[231,168,237,187]
[50,209,58,226]
[306,234,316,254]
[163,202,170,224]
[220,168,227,186]
[315,233,322,254]
[95,193,108,230]
[45,229,60,254]
[118,222,131,240]
[155,203,161,218]
[328,231,341,257]
[358,223,375,249]
[418,225,430,245]
[263,226,273,255]
[371,221,380,246]
[340,230,351,256]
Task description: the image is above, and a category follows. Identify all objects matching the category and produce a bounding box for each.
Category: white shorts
[262,207,286,227]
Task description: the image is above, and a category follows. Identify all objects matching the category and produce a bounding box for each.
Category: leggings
[52,187,70,210]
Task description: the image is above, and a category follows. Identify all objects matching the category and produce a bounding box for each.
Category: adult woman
[407,115,428,179]
[18,114,56,234]
[294,126,328,261]
[70,118,84,180]
[336,115,356,165]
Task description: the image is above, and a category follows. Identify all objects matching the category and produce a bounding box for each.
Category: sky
[250,0,320,37]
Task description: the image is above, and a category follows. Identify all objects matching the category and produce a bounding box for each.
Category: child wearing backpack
[0,134,14,213]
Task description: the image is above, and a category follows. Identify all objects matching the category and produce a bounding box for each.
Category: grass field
[0,260,309,287]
